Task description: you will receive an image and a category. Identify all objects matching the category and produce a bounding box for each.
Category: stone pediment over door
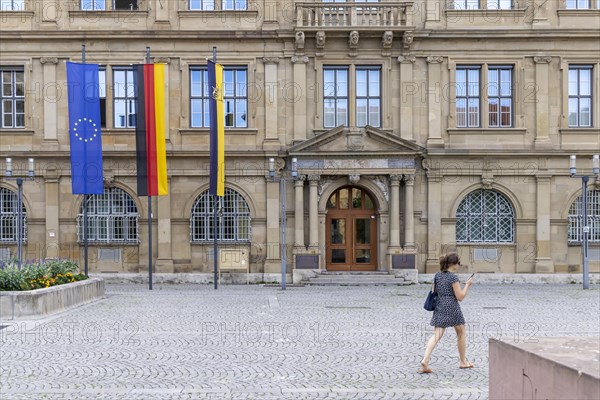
[289,125,425,156]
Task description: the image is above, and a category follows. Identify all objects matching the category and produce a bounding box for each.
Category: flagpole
[82,44,89,277]
[146,47,153,291]
[212,47,218,291]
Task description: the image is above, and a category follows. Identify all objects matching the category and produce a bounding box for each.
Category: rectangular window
[99,68,106,128]
[0,0,24,10]
[112,67,136,128]
[487,0,512,9]
[190,66,248,128]
[222,0,246,10]
[566,0,591,8]
[453,0,479,9]
[81,0,106,10]
[324,67,349,128]
[488,66,512,128]
[456,66,480,128]
[1,68,24,128]
[568,66,593,127]
[355,67,381,128]
[190,0,215,10]
[114,0,138,10]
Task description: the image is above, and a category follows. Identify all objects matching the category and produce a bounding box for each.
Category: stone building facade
[0,0,599,278]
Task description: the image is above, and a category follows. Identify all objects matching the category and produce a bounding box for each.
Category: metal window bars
[0,187,26,243]
[569,189,600,244]
[190,188,251,242]
[456,189,515,243]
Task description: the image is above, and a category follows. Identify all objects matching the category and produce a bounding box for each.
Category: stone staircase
[305,271,409,286]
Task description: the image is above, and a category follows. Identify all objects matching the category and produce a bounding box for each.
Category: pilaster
[41,57,58,143]
[44,172,60,259]
[263,57,280,151]
[534,174,555,273]
[264,173,281,273]
[534,56,553,149]
[308,175,320,249]
[156,180,174,273]
[404,174,415,251]
[398,55,416,142]
[292,55,309,143]
[425,170,443,272]
[426,57,444,148]
[294,176,306,247]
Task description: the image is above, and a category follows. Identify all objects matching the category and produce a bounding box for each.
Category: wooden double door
[326,186,377,271]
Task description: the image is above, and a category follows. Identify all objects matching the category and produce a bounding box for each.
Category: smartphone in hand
[468,272,476,280]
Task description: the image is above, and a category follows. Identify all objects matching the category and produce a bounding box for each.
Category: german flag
[208,60,225,197]
[134,64,168,197]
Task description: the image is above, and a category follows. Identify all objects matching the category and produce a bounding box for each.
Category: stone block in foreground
[489,337,600,400]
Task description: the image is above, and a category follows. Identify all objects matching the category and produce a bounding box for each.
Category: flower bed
[0,259,87,291]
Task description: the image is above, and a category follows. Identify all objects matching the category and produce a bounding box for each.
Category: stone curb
[0,278,105,320]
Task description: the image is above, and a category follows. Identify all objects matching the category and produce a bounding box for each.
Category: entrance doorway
[325,186,377,271]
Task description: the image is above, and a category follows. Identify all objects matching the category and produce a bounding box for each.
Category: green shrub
[0,259,86,291]
[0,265,25,291]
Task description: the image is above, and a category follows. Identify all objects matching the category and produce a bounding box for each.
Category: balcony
[295,2,415,30]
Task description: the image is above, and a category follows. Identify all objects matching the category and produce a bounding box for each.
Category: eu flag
[67,62,104,194]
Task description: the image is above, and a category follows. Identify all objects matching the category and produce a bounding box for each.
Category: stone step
[311,276,399,282]
[306,279,408,286]
[320,271,391,276]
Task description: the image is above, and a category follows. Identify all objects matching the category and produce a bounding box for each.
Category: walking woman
[419,253,474,373]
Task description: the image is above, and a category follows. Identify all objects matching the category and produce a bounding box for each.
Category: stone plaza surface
[1,283,599,400]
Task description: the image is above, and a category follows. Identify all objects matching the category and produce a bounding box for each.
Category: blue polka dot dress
[430,271,465,328]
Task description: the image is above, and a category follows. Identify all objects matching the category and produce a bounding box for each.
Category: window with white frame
[0,0,24,10]
[323,66,381,128]
[566,0,591,9]
[1,68,24,129]
[568,66,593,128]
[0,187,26,243]
[568,190,600,244]
[190,0,215,10]
[488,66,513,128]
[456,189,515,243]
[487,0,512,9]
[190,66,248,128]
[453,0,479,9]
[77,188,139,244]
[81,0,106,10]
[222,0,247,10]
[190,188,251,242]
[456,66,480,128]
[113,67,136,128]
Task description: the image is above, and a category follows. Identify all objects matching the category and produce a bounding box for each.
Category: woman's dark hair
[439,253,460,272]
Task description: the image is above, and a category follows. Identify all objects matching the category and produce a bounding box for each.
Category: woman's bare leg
[454,324,472,367]
[421,327,445,369]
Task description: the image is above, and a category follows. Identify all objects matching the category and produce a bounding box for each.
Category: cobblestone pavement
[1,283,599,400]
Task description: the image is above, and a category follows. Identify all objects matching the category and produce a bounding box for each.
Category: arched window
[77,188,139,244]
[456,189,514,243]
[568,190,600,244]
[0,187,26,243]
[190,188,251,242]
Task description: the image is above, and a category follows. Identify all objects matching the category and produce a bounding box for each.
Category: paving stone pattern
[1,283,599,399]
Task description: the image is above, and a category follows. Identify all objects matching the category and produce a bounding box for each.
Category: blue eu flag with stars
[67,62,104,194]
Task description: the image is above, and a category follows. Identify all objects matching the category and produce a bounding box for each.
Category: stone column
[426,56,444,148]
[44,173,60,259]
[425,170,443,272]
[292,56,309,143]
[398,55,416,141]
[264,170,281,273]
[534,174,555,273]
[263,57,280,151]
[534,56,553,149]
[41,57,58,142]
[404,174,415,251]
[308,175,320,248]
[389,175,401,248]
[294,176,305,247]
[155,180,174,273]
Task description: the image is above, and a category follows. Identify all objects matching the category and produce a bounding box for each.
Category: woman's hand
[466,278,474,287]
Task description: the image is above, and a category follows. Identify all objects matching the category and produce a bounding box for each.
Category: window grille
[190,188,251,242]
[77,188,139,244]
[568,190,600,244]
[456,189,514,243]
[0,187,26,243]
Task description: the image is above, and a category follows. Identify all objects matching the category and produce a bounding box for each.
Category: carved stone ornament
[103,174,115,188]
[317,176,335,198]
[426,56,444,64]
[40,57,58,65]
[403,174,415,185]
[263,57,280,65]
[534,56,552,64]
[398,54,416,64]
[349,30,359,56]
[316,31,326,49]
[295,31,305,54]
[291,55,309,64]
[389,175,402,184]
[421,158,431,171]
[348,174,361,184]
[382,31,393,56]
[402,31,414,51]
[482,177,494,190]
[153,57,171,64]
[369,176,389,203]
[594,177,600,191]
[307,174,321,183]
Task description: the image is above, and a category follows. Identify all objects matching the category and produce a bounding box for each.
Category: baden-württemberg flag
[133,64,168,197]
[66,62,104,195]
[208,60,225,197]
